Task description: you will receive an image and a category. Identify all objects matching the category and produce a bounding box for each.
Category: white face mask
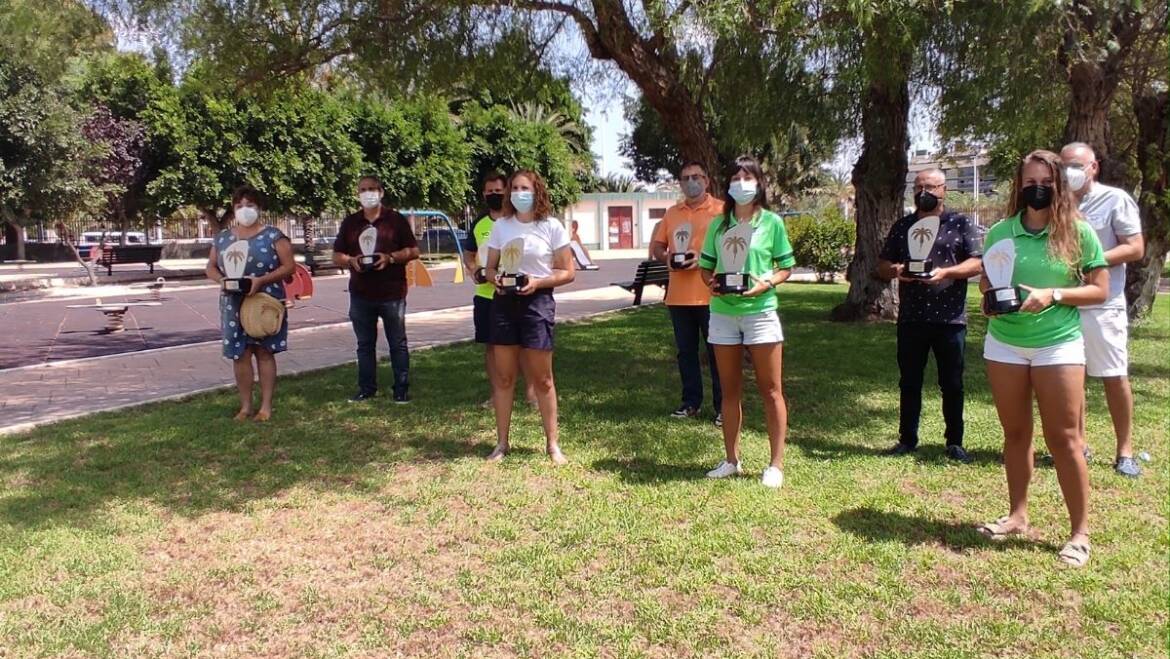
[728,180,758,205]
[359,191,382,209]
[1064,166,1088,192]
[511,190,535,214]
[235,206,259,227]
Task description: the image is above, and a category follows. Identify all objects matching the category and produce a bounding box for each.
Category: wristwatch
[1052,289,1063,304]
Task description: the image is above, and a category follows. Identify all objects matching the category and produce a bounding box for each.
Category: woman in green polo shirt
[977,149,1108,568]
[698,156,795,489]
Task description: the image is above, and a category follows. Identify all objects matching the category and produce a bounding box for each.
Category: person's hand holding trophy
[982,240,1022,315]
[496,237,528,295]
[903,215,940,280]
[220,240,253,295]
[714,222,753,294]
[473,245,489,284]
[670,222,695,270]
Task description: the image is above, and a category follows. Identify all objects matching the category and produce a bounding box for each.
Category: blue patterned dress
[214,227,290,360]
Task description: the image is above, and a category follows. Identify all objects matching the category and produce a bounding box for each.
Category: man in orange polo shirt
[650,160,724,426]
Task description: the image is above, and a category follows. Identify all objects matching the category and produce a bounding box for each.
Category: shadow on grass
[832,507,1055,552]
[590,457,712,484]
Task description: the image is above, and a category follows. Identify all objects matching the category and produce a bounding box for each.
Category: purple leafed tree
[81,105,147,243]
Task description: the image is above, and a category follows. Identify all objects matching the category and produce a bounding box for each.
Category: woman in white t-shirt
[484,170,576,463]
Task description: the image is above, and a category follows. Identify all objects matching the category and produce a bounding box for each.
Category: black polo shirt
[880,210,982,325]
[333,208,418,301]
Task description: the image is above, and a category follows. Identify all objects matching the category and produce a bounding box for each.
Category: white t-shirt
[485,215,571,279]
[1078,182,1142,309]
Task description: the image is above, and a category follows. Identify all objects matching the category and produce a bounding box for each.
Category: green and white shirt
[464,215,495,300]
[699,209,796,316]
[984,213,1107,348]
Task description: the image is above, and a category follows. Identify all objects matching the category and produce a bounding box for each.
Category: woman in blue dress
[205,186,295,421]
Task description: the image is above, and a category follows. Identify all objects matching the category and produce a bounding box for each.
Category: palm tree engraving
[911,226,934,249]
[225,250,246,269]
[502,244,522,271]
[985,250,1014,285]
[724,235,748,260]
[674,228,690,246]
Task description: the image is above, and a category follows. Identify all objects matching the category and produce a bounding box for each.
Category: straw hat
[240,292,286,338]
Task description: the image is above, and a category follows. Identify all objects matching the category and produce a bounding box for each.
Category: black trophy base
[905,259,935,279]
[221,278,251,295]
[716,272,749,294]
[358,254,378,268]
[670,252,693,270]
[984,287,1022,315]
[473,267,488,285]
[498,273,529,295]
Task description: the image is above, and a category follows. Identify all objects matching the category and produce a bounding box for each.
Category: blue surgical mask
[511,191,535,214]
[682,179,705,199]
[728,180,758,205]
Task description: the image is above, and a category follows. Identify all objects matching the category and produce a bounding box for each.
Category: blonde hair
[1006,149,1082,270]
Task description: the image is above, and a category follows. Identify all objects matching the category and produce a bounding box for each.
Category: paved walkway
[0,286,664,435]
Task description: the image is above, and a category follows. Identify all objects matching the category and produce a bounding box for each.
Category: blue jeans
[349,294,409,396]
[896,322,966,447]
[668,305,722,412]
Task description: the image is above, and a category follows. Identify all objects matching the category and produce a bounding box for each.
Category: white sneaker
[706,460,743,479]
[761,466,784,489]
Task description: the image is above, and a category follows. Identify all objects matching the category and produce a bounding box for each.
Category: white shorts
[1080,307,1129,377]
[709,311,784,346]
[983,333,1085,367]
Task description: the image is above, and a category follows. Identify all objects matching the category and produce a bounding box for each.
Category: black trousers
[896,322,966,448]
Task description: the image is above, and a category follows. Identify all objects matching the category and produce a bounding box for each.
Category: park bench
[95,245,164,276]
[304,248,340,275]
[610,259,670,306]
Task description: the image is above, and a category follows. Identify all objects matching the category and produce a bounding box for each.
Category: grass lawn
[1,285,1166,657]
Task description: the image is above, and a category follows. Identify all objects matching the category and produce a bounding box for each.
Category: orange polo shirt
[650,194,724,306]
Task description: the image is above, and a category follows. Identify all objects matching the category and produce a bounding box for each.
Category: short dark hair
[357,174,384,191]
[480,171,507,192]
[722,155,768,221]
[679,160,707,175]
[231,185,265,210]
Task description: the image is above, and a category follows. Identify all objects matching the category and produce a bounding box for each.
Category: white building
[907,150,997,195]
[562,191,687,252]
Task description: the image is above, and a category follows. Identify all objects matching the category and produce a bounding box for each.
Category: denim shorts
[490,290,555,351]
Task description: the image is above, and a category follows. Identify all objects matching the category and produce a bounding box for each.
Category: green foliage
[0,0,112,81]
[0,53,100,225]
[350,95,471,211]
[787,206,855,281]
[460,102,582,210]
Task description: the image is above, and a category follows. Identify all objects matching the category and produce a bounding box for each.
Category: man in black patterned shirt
[877,168,983,462]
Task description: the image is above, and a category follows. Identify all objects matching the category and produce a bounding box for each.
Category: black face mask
[485,193,504,211]
[1021,185,1053,210]
[914,190,940,213]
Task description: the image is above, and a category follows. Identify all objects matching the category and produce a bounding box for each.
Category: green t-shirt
[469,215,494,299]
[699,209,796,316]
[985,213,1107,348]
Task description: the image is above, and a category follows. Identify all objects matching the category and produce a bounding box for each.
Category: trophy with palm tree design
[670,222,693,269]
[221,240,252,294]
[357,226,379,270]
[904,215,940,279]
[497,237,527,294]
[715,222,754,293]
[982,240,1021,314]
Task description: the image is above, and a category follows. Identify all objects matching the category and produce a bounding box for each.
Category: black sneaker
[713,412,723,429]
[885,442,917,456]
[946,445,973,463]
[670,405,699,419]
[393,391,411,404]
[348,391,375,403]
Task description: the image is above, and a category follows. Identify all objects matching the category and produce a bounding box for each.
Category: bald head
[915,168,945,188]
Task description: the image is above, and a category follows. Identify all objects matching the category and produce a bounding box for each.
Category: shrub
[786,207,855,282]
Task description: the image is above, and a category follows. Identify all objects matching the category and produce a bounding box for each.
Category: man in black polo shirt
[333,175,420,403]
[878,168,983,462]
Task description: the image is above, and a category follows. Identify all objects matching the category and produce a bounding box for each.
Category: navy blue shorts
[473,295,492,343]
[489,290,555,351]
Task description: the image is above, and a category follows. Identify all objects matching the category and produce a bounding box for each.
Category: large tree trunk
[1125,91,1168,319]
[1059,2,1143,185]
[301,213,317,254]
[831,57,910,322]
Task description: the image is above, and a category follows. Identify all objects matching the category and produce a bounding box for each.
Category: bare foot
[547,446,568,465]
[486,445,509,461]
[233,409,253,421]
[253,410,271,422]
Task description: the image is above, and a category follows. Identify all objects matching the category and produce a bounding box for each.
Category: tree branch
[502,0,610,59]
